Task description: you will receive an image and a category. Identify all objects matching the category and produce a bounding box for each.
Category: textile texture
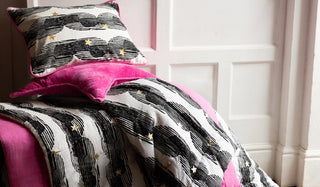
[0,78,278,187]
[7,1,146,77]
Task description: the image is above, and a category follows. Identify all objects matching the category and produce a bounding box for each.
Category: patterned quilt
[0,78,278,187]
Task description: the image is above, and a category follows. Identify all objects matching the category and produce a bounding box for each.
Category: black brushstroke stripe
[136,156,185,187]
[80,108,133,186]
[50,153,68,187]
[153,125,222,186]
[7,7,51,25]
[107,36,141,60]
[256,165,269,186]
[31,110,96,186]
[102,101,155,144]
[128,78,237,146]
[39,96,155,143]
[110,80,235,170]
[1,105,55,150]
[238,146,273,186]
[193,162,222,187]
[14,104,98,186]
[148,78,203,110]
[36,94,226,185]
[104,90,226,184]
[25,12,126,48]
[0,107,68,186]
[36,82,234,169]
[238,147,256,186]
[8,3,119,25]
[107,78,223,141]
[108,84,166,112]
[31,36,140,75]
[38,79,234,173]
[77,98,224,185]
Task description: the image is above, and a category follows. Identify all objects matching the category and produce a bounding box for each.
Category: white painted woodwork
[0,0,317,186]
[298,0,320,186]
[171,0,276,47]
[170,64,218,108]
[275,0,316,186]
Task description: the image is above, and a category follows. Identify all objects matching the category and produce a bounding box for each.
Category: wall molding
[170,44,275,52]
[276,144,299,155]
[275,144,299,186]
[244,143,274,152]
[276,0,310,186]
[298,0,320,185]
[299,148,320,159]
[298,148,320,186]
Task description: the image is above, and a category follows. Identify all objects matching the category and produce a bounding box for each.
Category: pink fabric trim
[0,116,51,187]
[221,161,241,187]
[102,0,117,4]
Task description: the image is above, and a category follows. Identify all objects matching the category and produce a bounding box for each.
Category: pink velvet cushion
[10,62,155,102]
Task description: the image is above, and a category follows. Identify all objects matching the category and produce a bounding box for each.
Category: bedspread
[0,78,278,187]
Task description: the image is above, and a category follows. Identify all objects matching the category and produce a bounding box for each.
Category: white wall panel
[118,0,156,49]
[230,117,272,143]
[170,64,218,108]
[231,62,272,116]
[136,65,156,75]
[246,147,275,177]
[171,0,277,47]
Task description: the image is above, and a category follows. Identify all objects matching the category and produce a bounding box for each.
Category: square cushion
[7,1,147,77]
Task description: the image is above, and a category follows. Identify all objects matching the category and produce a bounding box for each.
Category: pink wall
[0,0,30,102]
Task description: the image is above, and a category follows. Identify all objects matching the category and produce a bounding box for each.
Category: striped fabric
[0,78,278,187]
[7,1,147,77]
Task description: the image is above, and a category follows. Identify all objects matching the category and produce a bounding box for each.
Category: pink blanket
[0,116,51,187]
[0,78,240,187]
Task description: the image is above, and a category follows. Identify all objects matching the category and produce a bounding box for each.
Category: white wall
[298,0,320,185]
[4,0,319,186]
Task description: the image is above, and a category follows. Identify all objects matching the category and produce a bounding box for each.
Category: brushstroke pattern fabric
[0,78,278,186]
[7,2,146,77]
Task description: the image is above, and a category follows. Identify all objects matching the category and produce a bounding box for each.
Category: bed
[0,1,279,186]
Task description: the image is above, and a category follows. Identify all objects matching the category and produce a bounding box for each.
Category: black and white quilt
[0,78,278,187]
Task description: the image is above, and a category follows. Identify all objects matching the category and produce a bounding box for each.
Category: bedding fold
[0,77,277,186]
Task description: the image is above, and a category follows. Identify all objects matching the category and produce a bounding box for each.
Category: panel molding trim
[298,148,320,186]
[244,143,274,152]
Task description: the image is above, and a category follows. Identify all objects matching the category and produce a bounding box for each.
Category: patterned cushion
[7,1,147,77]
